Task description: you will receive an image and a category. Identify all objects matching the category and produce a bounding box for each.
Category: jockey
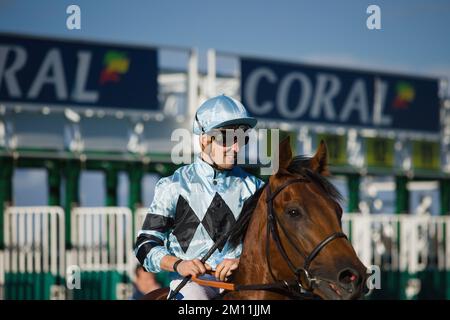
[134,94,265,300]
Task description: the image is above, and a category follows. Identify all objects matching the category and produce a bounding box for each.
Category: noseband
[178,176,349,299]
[264,177,347,294]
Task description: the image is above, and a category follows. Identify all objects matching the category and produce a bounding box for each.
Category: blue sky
[0,0,449,79]
[1,0,448,210]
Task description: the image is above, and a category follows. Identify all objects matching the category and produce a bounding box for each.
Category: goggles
[208,125,251,147]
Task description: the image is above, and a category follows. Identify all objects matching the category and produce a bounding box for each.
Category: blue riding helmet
[193,94,257,135]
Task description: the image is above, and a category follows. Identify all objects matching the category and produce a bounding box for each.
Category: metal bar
[4,208,10,273]
[42,211,49,273]
[128,164,143,236]
[101,213,107,266]
[34,210,41,273]
[109,210,115,266]
[346,174,360,213]
[57,207,65,279]
[65,161,80,249]
[26,212,32,273]
[18,211,25,273]
[207,49,216,98]
[94,213,100,270]
[396,176,410,214]
[125,210,133,279]
[0,158,13,250]
[50,210,57,276]
[187,48,199,117]
[116,211,124,272]
[47,161,61,206]
[440,179,450,215]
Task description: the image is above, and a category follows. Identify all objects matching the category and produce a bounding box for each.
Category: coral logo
[393,82,415,109]
[100,51,130,84]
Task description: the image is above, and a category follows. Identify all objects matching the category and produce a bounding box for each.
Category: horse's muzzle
[336,267,365,299]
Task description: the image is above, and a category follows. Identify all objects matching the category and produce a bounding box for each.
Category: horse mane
[229,185,265,248]
[288,156,343,204]
[228,155,343,248]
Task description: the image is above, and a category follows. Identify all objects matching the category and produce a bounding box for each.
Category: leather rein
[191,177,347,299]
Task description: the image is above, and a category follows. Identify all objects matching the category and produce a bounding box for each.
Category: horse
[143,137,368,300]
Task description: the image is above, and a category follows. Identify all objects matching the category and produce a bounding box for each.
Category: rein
[189,177,348,299]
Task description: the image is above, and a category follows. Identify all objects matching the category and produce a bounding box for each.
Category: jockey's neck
[200,151,232,172]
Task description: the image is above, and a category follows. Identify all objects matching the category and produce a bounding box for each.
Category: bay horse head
[226,137,368,300]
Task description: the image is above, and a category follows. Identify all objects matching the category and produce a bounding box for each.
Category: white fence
[134,207,149,237]
[2,206,450,299]
[4,206,65,277]
[70,207,134,276]
[2,206,66,299]
[342,213,450,273]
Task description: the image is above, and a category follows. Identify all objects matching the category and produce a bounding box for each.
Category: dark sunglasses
[209,125,250,147]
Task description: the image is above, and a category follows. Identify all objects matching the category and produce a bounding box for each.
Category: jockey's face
[201,125,250,170]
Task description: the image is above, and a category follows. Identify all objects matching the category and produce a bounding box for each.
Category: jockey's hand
[215,258,239,281]
[177,259,212,277]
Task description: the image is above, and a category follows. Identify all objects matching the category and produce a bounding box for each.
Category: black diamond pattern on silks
[172,195,201,253]
[201,193,236,252]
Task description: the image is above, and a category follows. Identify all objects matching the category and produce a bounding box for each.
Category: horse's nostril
[338,268,359,285]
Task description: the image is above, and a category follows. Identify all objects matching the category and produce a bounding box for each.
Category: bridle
[169,176,350,300]
[262,177,348,296]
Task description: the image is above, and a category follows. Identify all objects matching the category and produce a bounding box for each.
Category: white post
[26,211,33,273]
[50,209,58,276]
[188,48,199,117]
[352,214,372,267]
[446,217,450,270]
[207,49,216,98]
[0,251,4,299]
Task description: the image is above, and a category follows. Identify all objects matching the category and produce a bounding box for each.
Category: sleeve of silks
[255,176,266,190]
[223,242,243,260]
[134,177,176,273]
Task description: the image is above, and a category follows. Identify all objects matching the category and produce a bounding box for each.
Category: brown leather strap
[190,270,314,297]
[191,276,236,291]
[190,270,236,291]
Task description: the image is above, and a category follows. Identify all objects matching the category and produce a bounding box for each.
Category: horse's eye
[286,208,301,217]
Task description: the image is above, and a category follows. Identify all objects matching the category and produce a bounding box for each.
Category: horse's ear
[278,136,293,171]
[311,140,330,176]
